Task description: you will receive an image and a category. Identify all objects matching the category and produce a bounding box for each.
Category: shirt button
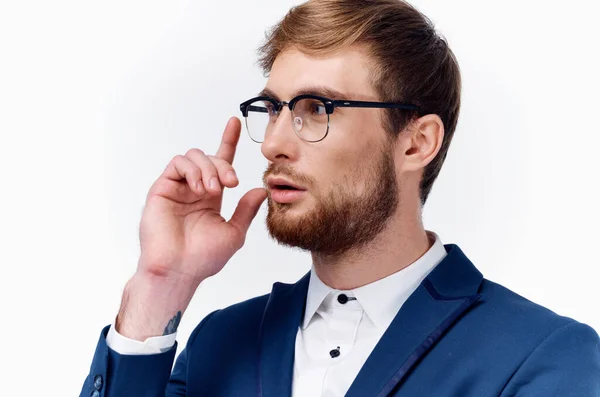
[329,346,341,358]
[337,294,349,304]
[93,375,103,391]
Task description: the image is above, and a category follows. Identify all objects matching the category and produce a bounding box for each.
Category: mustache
[262,164,314,189]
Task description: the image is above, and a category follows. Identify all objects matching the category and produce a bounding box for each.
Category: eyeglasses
[239,94,420,143]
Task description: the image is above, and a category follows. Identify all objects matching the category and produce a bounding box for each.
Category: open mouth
[274,184,302,191]
[267,177,307,203]
[267,177,306,192]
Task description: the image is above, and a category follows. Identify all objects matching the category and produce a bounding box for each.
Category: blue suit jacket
[81,244,600,396]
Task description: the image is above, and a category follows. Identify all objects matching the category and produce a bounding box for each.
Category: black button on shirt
[337,294,349,304]
[329,346,341,358]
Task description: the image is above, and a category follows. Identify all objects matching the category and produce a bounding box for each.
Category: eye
[309,101,326,115]
[264,102,279,117]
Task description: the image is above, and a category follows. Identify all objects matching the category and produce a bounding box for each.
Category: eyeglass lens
[244,98,329,143]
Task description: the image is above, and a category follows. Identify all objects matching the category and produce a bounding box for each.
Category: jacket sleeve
[500,321,600,396]
[80,310,219,397]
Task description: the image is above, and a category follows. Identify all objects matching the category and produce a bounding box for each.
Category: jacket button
[93,374,103,391]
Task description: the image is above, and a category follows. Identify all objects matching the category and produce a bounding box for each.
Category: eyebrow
[258,86,351,101]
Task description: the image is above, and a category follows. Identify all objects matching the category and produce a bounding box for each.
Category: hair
[257,0,461,205]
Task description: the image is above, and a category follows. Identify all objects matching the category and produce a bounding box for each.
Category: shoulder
[478,278,584,328]
[472,278,599,354]
[478,280,600,393]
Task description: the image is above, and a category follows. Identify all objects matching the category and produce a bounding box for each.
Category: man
[80,0,600,396]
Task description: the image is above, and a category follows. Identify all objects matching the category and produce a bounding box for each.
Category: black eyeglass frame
[239,94,420,143]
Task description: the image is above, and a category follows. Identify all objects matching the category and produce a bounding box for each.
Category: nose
[260,106,299,163]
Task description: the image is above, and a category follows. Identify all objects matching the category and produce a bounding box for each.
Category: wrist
[115,272,200,341]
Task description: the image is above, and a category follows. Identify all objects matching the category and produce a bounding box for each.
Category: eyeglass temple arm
[332,100,419,111]
[246,105,269,113]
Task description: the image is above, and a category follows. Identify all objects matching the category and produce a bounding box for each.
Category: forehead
[265,46,379,101]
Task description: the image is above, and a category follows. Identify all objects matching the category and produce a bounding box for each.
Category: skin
[261,46,444,289]
[115,45,445,341]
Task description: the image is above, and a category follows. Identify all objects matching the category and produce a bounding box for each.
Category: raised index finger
[215,117,242,164]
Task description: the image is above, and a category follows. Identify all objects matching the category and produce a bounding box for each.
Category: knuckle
[207,155,225,169]
[186,148,204,157]
[204,160,218,174]
[206,154,222,165]
[198,162,216,178]
[172,154,185,163]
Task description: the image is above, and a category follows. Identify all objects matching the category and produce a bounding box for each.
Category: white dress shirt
[106,231,447,396]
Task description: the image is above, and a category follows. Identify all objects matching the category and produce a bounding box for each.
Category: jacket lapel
[345,244,483,397]
[257,244,483,397]
[258,272,310,397]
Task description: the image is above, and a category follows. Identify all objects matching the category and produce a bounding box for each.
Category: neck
[310,207,431,290]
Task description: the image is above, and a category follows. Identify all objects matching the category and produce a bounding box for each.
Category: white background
[0,0,599,395]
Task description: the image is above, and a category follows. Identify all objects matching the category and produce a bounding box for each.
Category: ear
[397,114,444,173]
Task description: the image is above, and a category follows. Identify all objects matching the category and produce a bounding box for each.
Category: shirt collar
[302,267,333,330]
[302,231,447,330]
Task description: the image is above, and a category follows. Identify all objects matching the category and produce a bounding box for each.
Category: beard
[263,145,399,256]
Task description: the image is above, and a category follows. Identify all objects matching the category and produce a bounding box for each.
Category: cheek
[309,111,384,188]
[329,114,381,158]
[310,148,375,196]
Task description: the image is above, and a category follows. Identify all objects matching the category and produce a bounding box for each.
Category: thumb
[228,188,268,236]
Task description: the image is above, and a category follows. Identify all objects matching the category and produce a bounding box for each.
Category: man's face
[261,46,400,255]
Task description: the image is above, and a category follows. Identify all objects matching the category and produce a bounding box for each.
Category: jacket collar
[258,243,483,397]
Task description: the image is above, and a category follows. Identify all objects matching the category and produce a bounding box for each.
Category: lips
[266,177,306,191]
[266,176,307,204]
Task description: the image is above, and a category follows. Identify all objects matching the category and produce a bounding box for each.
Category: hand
[138,117,267,284]
[115,117,267,340]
